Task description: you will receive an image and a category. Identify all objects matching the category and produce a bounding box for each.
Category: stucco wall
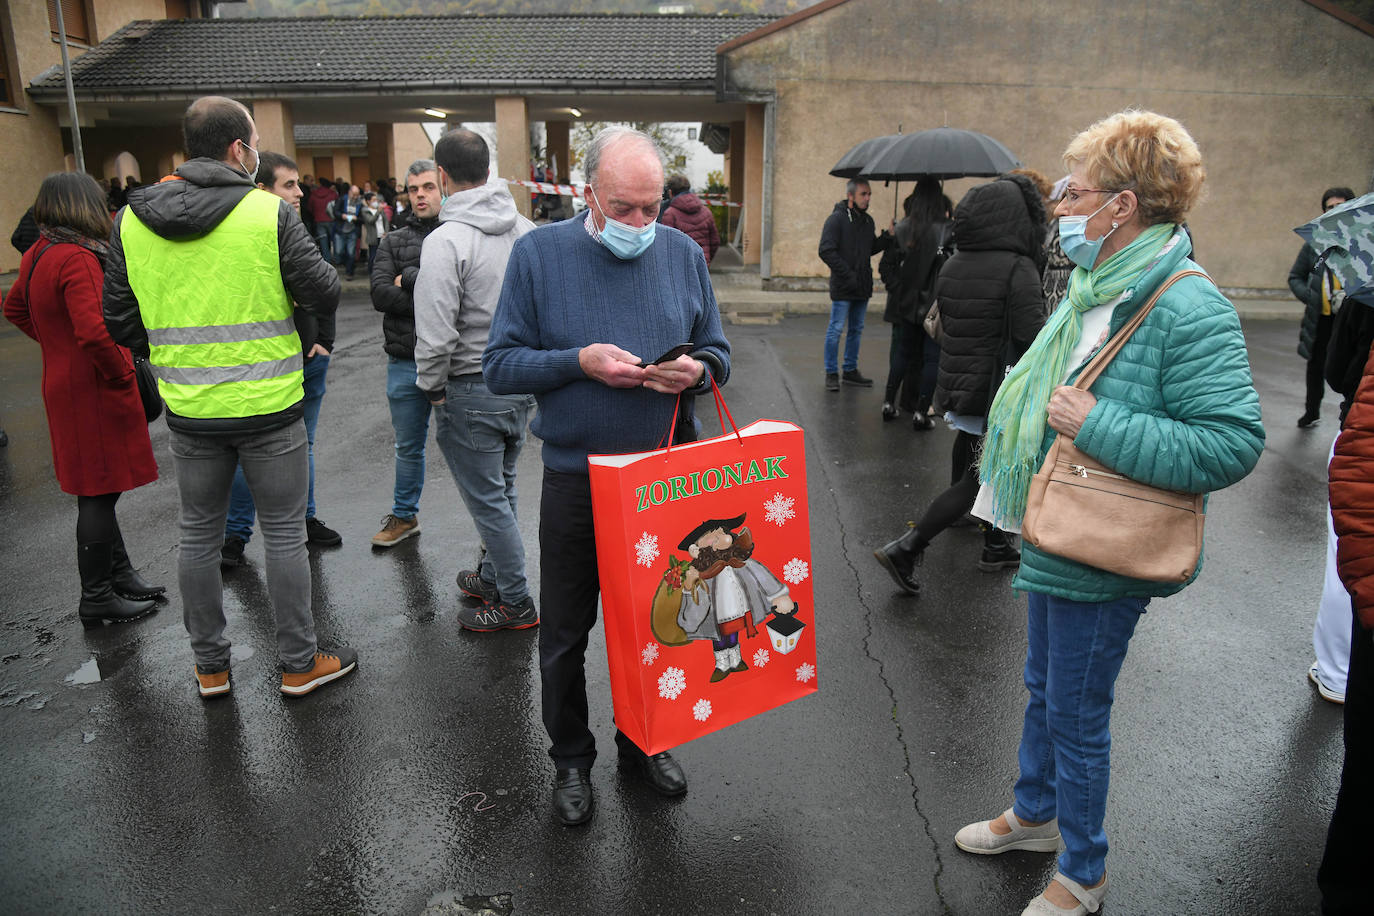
[92,0,164,45]
[724,0,1374,290]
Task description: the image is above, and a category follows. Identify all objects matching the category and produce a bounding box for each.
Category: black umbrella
[829,134,901,179]
[859,127,1021,181]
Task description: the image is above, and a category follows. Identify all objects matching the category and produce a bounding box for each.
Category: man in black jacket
[102,96,355,699]
[818,179,892,391]
[368,158,442,547]
[1290,185,1356,429]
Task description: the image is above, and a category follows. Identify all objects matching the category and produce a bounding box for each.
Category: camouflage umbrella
[1295,191,1374,305]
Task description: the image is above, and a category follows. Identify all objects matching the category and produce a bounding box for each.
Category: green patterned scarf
[978,222,1177,528]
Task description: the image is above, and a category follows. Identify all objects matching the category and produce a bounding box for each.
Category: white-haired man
[484,127,731,827]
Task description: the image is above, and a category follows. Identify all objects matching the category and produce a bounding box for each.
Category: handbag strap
[23,239,54,303]
[1072,269,1209,391]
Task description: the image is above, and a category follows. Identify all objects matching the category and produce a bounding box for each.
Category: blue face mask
[1058,192,1121,270]
[589,187,655,260]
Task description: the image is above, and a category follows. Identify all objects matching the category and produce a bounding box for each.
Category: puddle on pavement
[64,642,140,686]
[230,645,255,663]
[423,891,514,916]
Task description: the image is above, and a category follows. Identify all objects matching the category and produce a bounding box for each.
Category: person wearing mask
[222,150,342,568]
[954,111,1263,916]
[3,172,161,629]
[1290,186,1356,429]
[413,129,538,629]
[368,159,443,547]
[484,126,730,827]
[103,96,355,699]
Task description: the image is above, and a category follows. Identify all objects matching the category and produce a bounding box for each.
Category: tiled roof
[27,14,777,97]
[294,124,367,147]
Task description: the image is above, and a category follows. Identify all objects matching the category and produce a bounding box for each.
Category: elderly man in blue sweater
[484,127,731,827]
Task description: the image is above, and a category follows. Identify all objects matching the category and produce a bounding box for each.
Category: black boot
[874,525,924,596]
[78,542,157,630]
[978,527,1021,572]
[110,525,165,600]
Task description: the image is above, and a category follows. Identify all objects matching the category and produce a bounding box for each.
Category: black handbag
[132,357,163,423]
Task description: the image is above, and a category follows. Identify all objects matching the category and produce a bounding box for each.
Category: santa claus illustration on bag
[656,513,797,683]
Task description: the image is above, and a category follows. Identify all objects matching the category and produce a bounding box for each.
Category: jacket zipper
[1067,464,1127,481]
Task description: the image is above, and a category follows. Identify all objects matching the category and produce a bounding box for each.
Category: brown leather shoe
[280,647,358,697]
[195,665,231,699]
[371,514,420,547]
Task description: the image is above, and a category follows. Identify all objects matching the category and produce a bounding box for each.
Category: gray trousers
[170,420,316,672]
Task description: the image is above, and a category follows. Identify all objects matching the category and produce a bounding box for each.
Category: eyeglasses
[1060,187,1119,205]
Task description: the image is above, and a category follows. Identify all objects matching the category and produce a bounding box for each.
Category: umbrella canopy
[830,134,901,179]
[859,127,1021,181]
[1296,192,1374,304]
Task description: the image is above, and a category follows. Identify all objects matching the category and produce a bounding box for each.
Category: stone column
[366,121,394,183]
[252,100,295,162]
[545,120,570,183]
[742,104,765,267]
[495,96,531,218]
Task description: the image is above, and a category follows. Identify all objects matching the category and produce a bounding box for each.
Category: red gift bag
[588,385,818,755]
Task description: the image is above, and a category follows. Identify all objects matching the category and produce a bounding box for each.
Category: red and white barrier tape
[504,179,740,207]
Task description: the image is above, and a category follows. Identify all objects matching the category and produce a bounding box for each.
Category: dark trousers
[884,321,926,411]
[1307,313,1335,416]
[538,468,638,769]
[1319,612,1373,913]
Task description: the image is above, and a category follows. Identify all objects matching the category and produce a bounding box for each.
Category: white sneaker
[955,807,1061,855]
[1308,661,1346,704]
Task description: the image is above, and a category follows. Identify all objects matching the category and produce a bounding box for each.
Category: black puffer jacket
[818,201,893,300]
[1289,242,1325,359]
[370,211,441,359]
[103,158,340,437]
[934,177,1047,416]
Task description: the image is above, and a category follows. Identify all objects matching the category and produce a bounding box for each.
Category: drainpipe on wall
[53,1,84,174]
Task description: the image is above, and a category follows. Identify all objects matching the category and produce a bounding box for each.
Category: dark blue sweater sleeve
[688,250,730,389]
[483,237,585,394]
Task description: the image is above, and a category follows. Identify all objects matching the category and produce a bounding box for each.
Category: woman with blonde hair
[3,172,161,629]
[953,111,1264,914]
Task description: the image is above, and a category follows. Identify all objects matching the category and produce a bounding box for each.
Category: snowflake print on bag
[635,532,660,568]
[692,698,713,722]
[641,642,660,666]
[763,492,796,527]
[796,662,815,683]
[753,648,770,668]
[658,666,686,700]
[783,557,809,585]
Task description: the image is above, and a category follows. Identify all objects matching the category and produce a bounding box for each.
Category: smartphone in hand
[647,342,694,366]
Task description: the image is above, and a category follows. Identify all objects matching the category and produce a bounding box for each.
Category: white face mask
[238,140,260,184]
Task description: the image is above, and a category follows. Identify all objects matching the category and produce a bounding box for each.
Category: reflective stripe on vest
[121,188,301,419]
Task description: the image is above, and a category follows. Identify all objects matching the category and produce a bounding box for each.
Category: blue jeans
[824,299,868,374]
[1014,591,1146,888]
[386,357,431,519]
[226,354,330,542]
[333,229,358,275]
[170,420,316,671]
[433,376,536,604]
[313,223,334,263]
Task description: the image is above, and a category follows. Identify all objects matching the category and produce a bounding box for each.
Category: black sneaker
[457,596,538,632]
[221,536,246,568]
[306,516,343,547]
[1298,411,1320,429]
[912,412,934,431]
[978,542,1022,571]
[456,569,499,603]
[881,402,899,421]
[842,369,874,387]
[825,373,840,392]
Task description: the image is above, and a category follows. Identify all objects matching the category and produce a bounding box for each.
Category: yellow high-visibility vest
[122,188,301,419]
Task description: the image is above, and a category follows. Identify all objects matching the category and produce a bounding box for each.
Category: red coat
[661,193,720,263]
[1331,338,1374,628]
[3,239,157,496]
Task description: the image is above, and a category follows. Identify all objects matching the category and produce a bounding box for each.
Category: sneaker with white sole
[955,807,1061,855]
[195,665,231,698]
[371,514,419,547]
[280,647,358,696]
[1308,661,1346,704]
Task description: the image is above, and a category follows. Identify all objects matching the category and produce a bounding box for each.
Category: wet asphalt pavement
[0,280,1346,915]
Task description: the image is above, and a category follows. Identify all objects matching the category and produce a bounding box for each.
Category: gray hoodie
[413,178,535,395]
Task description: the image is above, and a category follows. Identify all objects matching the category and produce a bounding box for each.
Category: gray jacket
[413,179,535,396]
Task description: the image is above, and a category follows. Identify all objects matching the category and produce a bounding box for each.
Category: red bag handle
[657,373,743,455]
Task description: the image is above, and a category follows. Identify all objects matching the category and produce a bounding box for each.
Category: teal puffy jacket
[1012,230,1266,602]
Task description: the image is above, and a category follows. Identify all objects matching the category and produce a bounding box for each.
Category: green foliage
[571,120,690,173]
[704,169,726,195]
